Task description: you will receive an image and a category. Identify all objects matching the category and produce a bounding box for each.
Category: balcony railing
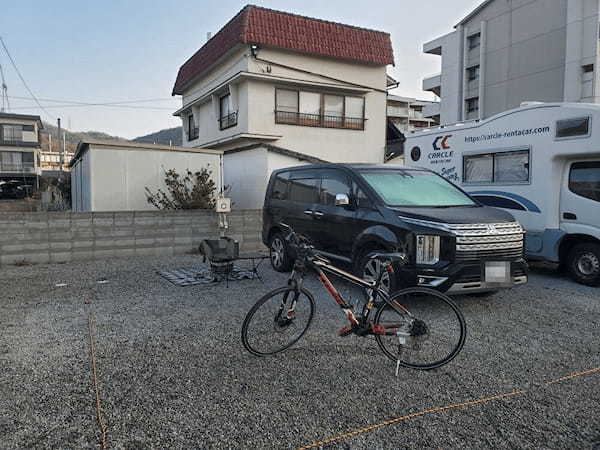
[219,112,238,130]
[275,111,365,130]
[187,127,199,141]
[0,162,35,173]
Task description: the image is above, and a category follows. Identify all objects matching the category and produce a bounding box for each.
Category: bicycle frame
[285,256,411,337]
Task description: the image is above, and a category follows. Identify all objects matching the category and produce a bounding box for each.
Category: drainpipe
[457,24,466,122]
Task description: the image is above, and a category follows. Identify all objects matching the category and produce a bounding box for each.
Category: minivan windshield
[359,169,476,207]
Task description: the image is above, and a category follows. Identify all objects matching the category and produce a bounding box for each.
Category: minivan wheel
[360,251,397,300]
[269,232,293,272]
[567,243,600,286]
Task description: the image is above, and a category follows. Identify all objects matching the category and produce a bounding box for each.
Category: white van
[403,103,600,286]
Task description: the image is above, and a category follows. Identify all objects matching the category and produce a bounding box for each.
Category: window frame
[466,97,479,113]
[187,114,198,141]
[467,65,480,82]
[274,87,365,130]
[555,116,591,141]
[219,93,237,130]
[462,147,531,186]
[468,32,481,50]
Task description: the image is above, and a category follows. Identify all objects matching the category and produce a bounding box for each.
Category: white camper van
[403,103,600,286]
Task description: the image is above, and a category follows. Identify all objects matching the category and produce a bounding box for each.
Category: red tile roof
[172,5,394,95]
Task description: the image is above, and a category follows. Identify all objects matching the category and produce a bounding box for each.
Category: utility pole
[57,118,63,182]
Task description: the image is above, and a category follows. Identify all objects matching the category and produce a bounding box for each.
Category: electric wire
[0,36,55,119]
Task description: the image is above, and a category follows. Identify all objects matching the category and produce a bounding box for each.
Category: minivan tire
[269,232,293,272]
[567,243,600,286]
[359,251,397,300]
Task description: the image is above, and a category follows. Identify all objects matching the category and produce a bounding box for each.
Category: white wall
[75,147,221,212]
[224,147,310,209]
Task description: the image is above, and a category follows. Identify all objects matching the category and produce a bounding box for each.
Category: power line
[0,36,55,120]
[9,103,175,111]
[7,95,179,106]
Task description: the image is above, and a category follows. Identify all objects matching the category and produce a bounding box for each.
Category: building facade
[172,5,395,207]
[423,0,600,125]
[0,113,42,196]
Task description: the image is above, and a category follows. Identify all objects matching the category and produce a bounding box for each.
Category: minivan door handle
[313,211,324,218]
[563,212,577,220]
[303,210,314,217]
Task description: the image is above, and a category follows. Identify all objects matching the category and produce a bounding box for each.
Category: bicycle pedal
[337,326,353,337]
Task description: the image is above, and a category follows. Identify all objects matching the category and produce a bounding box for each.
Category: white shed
[69,140,223,212]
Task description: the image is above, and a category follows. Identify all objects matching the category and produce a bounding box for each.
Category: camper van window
[464,150,530,184]
[556,117,590,139]
[494,150,529,182]
[569,162,600,202]
[464,154,493,183]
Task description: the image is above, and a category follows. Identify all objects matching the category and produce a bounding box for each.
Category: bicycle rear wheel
[242,286,315,356]
[374,287,466,370]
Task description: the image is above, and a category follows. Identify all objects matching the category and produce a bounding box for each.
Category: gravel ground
[0,256,599,449]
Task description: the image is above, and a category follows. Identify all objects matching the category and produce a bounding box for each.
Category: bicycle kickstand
[395,333,408,377]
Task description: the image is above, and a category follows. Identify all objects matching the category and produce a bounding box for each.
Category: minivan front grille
[451,222,524,263]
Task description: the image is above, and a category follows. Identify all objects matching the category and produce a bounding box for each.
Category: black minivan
[262,164,528,295]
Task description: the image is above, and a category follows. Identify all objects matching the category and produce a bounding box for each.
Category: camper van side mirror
[335,193,350,207]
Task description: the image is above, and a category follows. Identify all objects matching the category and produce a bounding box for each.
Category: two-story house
[172,5,394,208]
[0,113,42,197]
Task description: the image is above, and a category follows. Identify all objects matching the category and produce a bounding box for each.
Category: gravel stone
[0,256,598,448]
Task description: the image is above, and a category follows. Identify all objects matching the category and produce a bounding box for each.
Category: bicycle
[241,224,466,371]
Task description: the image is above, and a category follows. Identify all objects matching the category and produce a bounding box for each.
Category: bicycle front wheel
[374,287,466,370]
[241,287,315,356]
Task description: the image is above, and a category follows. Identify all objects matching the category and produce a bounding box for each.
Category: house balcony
[219,112,238,130]
[423,74,441,97]
[275,111,365,130]
[0,163,36,174]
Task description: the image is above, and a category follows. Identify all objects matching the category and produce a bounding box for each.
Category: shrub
[145,168,217,210]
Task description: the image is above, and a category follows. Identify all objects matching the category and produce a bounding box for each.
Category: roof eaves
[224,142,328,164]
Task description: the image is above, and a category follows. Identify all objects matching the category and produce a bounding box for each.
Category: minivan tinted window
[360,169,476,207]
[271,172,290,200]
[319,170,351,205]
[289,170,320,203]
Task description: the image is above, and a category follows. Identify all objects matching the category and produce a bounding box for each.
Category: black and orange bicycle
[241,224,466,371]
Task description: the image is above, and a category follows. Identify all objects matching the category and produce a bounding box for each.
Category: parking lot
[1,255,599,449]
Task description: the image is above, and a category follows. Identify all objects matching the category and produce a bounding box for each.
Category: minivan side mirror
[335,193,350,207]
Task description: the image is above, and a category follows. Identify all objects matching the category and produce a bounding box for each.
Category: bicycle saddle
[369,252,408,265]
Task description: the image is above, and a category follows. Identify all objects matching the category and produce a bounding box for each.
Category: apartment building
[422,0,600,125]
[0,113,42,196]
[172,5,394,207]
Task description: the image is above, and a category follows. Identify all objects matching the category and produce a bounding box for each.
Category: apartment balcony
[422,102,441,119]
[275,111,365,130]
[0,163,36,174]
[387,106,409,118]
[423,74,442,97]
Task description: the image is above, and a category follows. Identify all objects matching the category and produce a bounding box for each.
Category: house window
[583,64,594,73]
[463,149,530,184]
[2,124,24,142]
[468,33,481,50]
[467,65,480,82]
[556,116,590,139]
[275,88,365,130]
[466,97,479,113]
[219,93,237,130]
[187,114,198,141]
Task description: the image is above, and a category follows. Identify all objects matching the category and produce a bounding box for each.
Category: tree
[145,167,217,210]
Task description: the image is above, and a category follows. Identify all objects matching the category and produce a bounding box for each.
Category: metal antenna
[0,59,9,112]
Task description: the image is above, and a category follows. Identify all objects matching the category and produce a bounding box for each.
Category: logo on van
[433,135,452,151]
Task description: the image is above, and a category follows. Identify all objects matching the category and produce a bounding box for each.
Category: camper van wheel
[567,243,600,287]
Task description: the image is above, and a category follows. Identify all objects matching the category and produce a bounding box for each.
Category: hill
[132,127,182,146]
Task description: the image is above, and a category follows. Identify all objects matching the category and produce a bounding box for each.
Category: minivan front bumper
[408,258,528,294]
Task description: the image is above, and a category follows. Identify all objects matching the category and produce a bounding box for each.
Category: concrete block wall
[0,210,264,266]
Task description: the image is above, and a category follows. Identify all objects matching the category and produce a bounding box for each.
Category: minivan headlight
[416,235,440,265]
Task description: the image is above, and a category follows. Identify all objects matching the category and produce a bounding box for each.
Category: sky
[0,0,482,139]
